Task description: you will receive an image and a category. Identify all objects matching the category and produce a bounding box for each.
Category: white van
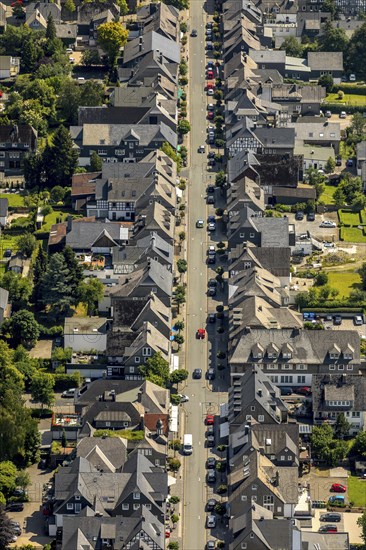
[183,434,193,455]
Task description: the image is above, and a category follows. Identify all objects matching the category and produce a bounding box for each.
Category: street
[182,1,227,548]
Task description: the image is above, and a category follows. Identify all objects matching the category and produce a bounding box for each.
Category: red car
[330,483,346,493]
[197,328,206,339]
[207,70,214,79]
[207,82,214,90]
[295,386,312,396]
[207,111,214,120]
[205,414,214,425]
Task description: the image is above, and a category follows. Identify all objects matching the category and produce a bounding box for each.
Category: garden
[339,208,366,243]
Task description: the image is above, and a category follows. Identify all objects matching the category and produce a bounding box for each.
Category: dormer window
[330,353,339,359]
[344,353,353,360]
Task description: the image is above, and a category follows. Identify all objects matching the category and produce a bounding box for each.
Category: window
[251,406,255,411]
[338,365,344,370]
[97,149,107,155]
[67,503,74,510]
[297,376,305,384]
[319,133,324,137]
[0,152,5,158]
[258,415,264,422]
[241,544,247,549]
[105,421,111,427]
[133,492,140,500]
[133,503,140,510]
[250,533,254,539]
[75,495,80,500]
[246,415,252,421]
[250,233,255,238]
[329,365,335,370]
[0,161,4,167]
[115,149,125,156]
[129,142,134,149]
[347,365,353,371]
[135,356,141,363]
[252,484,257,491]
[145,503,152,510]
[240,233,245,238]
[296,364,307,370]
[280,375,293,383]
[280,455,285,461]
[241,495,248,501]
[142,347,151,357]
[122,503,129,510]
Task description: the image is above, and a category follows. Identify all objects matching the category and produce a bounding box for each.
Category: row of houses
[47,6,184,547]
[218,1,364,548]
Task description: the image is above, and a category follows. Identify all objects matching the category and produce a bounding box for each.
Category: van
[183,434,193,455]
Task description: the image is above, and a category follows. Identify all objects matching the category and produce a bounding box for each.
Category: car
[329,495,345,504]
[208,136,215,145]
[13,488,27,498]
[207,498,217,511]
[196,219,204,228]
[325,110,332,118]
[333,315,342,326]
[206,41,213,50]
[207,515,217,528]
[323,242,335,248]
[206,368,215,380]
[207,111,214,120]
[208,278,217,287]
[206,29,212,36]
[66,48,73,53]
[207,60,215,68]
[208,221,216,231]
[207,470,216,483]
[206,425,214,435]
[207,185,215,194]
[193,368,202,379]
[77,77,85,84]
[197,328,206,339]
[208,313,216,323]
[349,73,356,81]
[208,286,217,296]
[307,212,315,222]
[69,57,75,63]
[10,521,20,528]
[330,483,346,493]
[336,155,342,166]
[207,71,214,79]
[295,211,304,221]
[5,503,24,512]
[207,88,214,96]
[320,220,336,228]
[208,254,216,264]
[12,527,21,536]
[346,158,354,167]
[319,525,338,533]
[206,22,213,29]
[208,215,215,223]
[339,111,347,118]
[280,387,292,396]
[198,145,205,153]
[208,244,215,254]
[207,434,215,448]
[207,103,215,111]
[208,151,215,159]
[206,414,215,425]
[295,386,312,396]
[61,388,76,398]
[4,248,12,257]
[191,29,197,37]
[354,316,363,326]
[207,541,216,550]
[320,512,341,522]
[207,457,216,469]
[178,394,189,403]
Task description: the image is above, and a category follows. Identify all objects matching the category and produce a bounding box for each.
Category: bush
[168,543,179,550]
[217,484,228,494]
[169,439,181,451]
[170,495,180,504]
[53,373,81,391]
[167,457,181,472]
[171,514,180,523]
[217,351,226,359]
[170,394,181,405]
[180,22,187,33]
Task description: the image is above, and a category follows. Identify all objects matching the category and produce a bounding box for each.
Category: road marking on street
[198,515,201,520]
[198,477,200,482]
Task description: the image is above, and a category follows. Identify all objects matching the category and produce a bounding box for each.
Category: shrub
[217,351,226,359]
[170,394,181,405]
[167,457,181,472]
[168,543,179,550]
[169,439,181,450]
[217,484,228,494]
[180,22,187,33]
[171,514,180,523]
[217,327,225,334]
[169,495,180,504]
[53,373,81,391]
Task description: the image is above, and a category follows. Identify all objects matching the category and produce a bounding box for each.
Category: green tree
[174,320,184,331]
[334,413,351,439]
[12,2,25,19]
[314,272,328,286]
[50,185,66,203]
[46,14,56,41]
[280,36,303,57]
[0,461,18,495]
[90,151,103,172]
[23,152,44,188]
[353,430,366,458]
[97,21,128,67]
[170,369,189,384]
[17,233,37,258]
[325,156,335,173]
[40,253,74,318]
[333,186,346,207]
[32,244,48,305]
[116,0,129,14]
[0,507,16,548]
[21,37,40,73]
[318,74,334,93]
[320,22,348,53]
[346,22,366,79]
[351,112,366,138]
[9,310,40,348]
[321,0,338,17]
[81,49,101,67]
[167,457,181,471]
[16,469,30,491]
[64,0,76,12]
[79,278,104,315]
[43,125,79,187]
[62,246,83,305]
[178,119,191,134]
[57,79,81,125]
[81,80,104,106]
[0,271,32,311]
[359,262,366,291]
[30,373,55,411]
[357,511,366,547]
[139,352,170,387]
[177,259,187,273]
[174,285,186,312]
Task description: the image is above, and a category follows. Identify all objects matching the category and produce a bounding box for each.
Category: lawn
[326,271,361,298]
[321,184,336,205]
[36,210,71,233]
[0,234,20,256]
[326,93,366,106]
[338,210,363,225]
[361,210,366,224]
[0,192,26,208]
[340,227,366,243]
[348,474,366,508]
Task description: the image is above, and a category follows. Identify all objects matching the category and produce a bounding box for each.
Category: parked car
[328,495,345,504]
[207,435,215,447]
[333,315,342,326]
[339,111,347,118]
[330,483,346,493]
[4,248,12,258]
[354,316,363,326]
[307,212,315,222]
[206,367,215,380]
[193,368,202,379]
[197,328,206,339]
[320,512,341,522]
[207,151,215,159]
[349,74,356,81]
[207,70,214,79]
[207,457,216,469]
[319,220,336,228]
[208,313,216,323]
[178,394,189,403]
[206,414,215,425]
[336,155,342,166]
[207,88,214,96]
[207,470,216,483]
[206,41,213,50]
[346,158,354,167]
[206,515,216,528]
[208,215,216,231]
[207,111,214,120]
[191,29,198,37]
[319,525,338,533]
[295,387,311,396]
[280,387,292,396]
[5,503,24,512]
[295,211,304,220]
[207,498,217,511]
[207,195,215,204]
[325,110,332,118]
[207,541,216,550]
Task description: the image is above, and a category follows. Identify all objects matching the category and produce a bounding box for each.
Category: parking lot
[287,212,339,241]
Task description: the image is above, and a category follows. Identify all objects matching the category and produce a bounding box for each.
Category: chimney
[275,471,279,486]
[258,389,262,397]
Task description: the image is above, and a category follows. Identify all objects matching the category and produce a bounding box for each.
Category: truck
[183,434,193,455]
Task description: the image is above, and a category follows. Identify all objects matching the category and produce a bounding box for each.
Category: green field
[338,210,364,225]
[0,192,26,207]
[340,226,366,242]
[326,271,361,298]
[36,210,70,233]
[321,184,337,204]
[348,475,366,508]
[326,93,366,106]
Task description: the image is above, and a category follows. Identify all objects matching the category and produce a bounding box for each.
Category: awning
[169,354,179,373]
[169,405,178,432]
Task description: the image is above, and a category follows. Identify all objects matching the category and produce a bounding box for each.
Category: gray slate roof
[123,30,180,65]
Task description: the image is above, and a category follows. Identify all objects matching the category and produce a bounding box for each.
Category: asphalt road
[182,2,227,548]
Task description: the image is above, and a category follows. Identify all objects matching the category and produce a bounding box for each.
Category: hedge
[332,84,366,95]
[321,103,365,115]
[302,307,364,313]
[53,373,81,391]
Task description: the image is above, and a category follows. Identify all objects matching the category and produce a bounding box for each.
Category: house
[76,436,128,472]
[112,233,173,274]
[228,367,289,427]
[71,172,100,211]
[229,265,290,310]
[64,317,110,353]
[0,3,7,34]
[132,202,175,245]
[8,254,28,276]
[136,2,180,42]
[356,141,366,192]
[0,124,37,176]
[0,197,8,227]
[0,56,20,79]
[307,51,344,83]
[291,117,341,153]
[227,119,295,157]
[25,9,47,31]
[270,185,317,205]
[312,373,366,435]
[122,31,180,67]
[294,143,335,175]
[0,287,9,324]
[51,412,82,441]
[70,123,177,167]
[227,176,265,219]
[118,50,179,89]
[25,2,62,22]
[229,327,361,388]
[229,242,291,281]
